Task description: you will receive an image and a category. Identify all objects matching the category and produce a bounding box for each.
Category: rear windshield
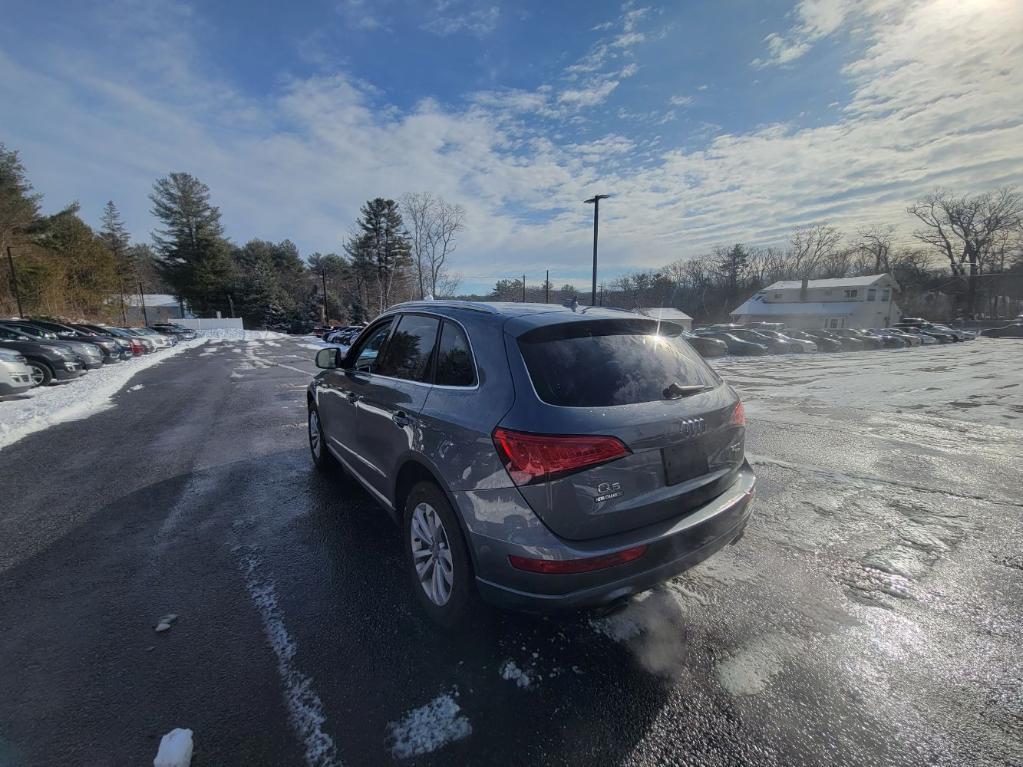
[518,319,720,407]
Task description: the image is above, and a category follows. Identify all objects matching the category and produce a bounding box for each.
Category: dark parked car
[865,329,909,348]
[151,322,197,340]
[981,322,1023,338]
[0,322,107,369]
[728,328,799,353]
[831,328,883,349]
[892,322,954,343]
[681,330,728,358]
[803,329,863,351]
[0,335,85,385]
[308,302,755,625]
[789,329,841,352]
[16,319,126,362]
[695,330,769,356]
[78,325,150,354]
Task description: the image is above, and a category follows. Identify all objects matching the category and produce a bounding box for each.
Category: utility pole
[522,274,526,302]
[138,280,149,326]
[6,246,24,317]
[227,294,236,319]
[584,194,610,306]
[545,269,549,303]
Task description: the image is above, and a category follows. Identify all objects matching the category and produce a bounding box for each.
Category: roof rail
[388,300,501,315]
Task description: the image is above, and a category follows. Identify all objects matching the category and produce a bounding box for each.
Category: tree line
[468,189,1023,323]
[2,137,1020,327]
[0,143,465,328]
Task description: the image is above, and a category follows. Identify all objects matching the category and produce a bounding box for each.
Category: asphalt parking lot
[0,337,1020,766]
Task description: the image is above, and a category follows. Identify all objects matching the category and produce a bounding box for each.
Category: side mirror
[315,348,339,369]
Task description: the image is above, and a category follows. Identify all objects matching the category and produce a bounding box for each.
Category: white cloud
[2,0,1021,290]
[752,0,858,68]
[337,0,388,31]
[669,94,693,107]
[422,5,500,37]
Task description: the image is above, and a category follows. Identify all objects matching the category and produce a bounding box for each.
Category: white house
[636,307,694,331]
[730,274,901,330]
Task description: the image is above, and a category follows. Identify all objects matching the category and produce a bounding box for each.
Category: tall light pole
[584,194,610,306]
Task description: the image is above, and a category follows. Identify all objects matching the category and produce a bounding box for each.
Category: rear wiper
[663,382,709,400]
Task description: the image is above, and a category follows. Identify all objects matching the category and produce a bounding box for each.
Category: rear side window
[434,321,476,387]
[518,319,720,407]
[375,314,440,381]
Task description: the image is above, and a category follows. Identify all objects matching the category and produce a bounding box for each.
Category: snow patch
[128,384,144,392]
[387,692,471,759]
[194,328,290,341]
[240,554,339,767]
[153,728,193,767]
[499,659,533,689]
[0,339,204,452]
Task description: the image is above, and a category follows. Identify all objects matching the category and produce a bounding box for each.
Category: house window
[881,288,891,301]
[867,288,876,301]
[773,292,782,299]
[828,318,839,329]
[844,289,858,298]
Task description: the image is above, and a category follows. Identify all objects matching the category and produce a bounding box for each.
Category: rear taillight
[730,401,746,427]
[509,545,648,574]
[492,427,630,486]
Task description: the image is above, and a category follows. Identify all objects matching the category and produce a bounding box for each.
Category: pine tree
[99,201,134,323]
[344,198,411,314]
[150,172,235,316]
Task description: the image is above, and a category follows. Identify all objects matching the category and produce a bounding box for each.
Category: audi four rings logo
[678,418,706,438]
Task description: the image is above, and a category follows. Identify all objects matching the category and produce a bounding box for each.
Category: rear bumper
[464,463,756,613]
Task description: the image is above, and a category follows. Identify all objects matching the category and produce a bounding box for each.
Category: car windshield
[519,319,719,407]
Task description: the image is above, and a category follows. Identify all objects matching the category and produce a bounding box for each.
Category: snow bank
[0,339,204,451]
[193,328,289,341]
[387,692,471,759]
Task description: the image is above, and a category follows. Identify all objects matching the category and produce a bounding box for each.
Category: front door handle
[344,391,360,403]
[391,411,412,427]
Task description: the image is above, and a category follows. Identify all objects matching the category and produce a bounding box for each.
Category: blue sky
[2,0,1021,293]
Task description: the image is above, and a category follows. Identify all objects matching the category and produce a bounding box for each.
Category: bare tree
[908,187,1023,315]
[401,192,466,299]
[789,224,842,278]
[857,225,894,273]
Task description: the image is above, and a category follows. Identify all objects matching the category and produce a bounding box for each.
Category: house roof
[731,300,859,317]
[763,274,897,291]
[637,307,693,321]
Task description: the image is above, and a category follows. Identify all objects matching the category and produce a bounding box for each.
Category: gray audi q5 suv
[307,301,755,626]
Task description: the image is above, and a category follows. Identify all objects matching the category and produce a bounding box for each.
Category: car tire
[307,404,336,472]
[26,359,53,386]
[403,481,476,629]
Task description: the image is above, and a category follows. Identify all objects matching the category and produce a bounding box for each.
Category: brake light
[509,545,647,574]
[492,427,630,485]
[730,401,746,427]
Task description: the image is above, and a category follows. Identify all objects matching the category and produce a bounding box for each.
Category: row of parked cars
[682,318,978,357]
[316,324,367,346]
[0,318,196,397]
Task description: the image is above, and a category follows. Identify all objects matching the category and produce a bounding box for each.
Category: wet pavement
[0,337,1020,766]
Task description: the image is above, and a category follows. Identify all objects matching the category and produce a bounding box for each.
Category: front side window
[375,314,440,381]
[435,321,476,387]
[349,320,394,373]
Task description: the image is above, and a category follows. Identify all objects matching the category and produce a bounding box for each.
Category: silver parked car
[307,301,755,626]
[0,348,35,396]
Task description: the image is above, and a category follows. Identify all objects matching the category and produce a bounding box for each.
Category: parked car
[727,328,800,353]
[803,329,864,351]
[865,329,909,348]
[789,330,841,352]
[681,330,728,358]
[124,327,173,349]
[754,329,817,353]
[16,319,125,362]
[0,322,107,369]
[150,322,197,340]
[0,336,85,385]
[980,322,1023,338]
[308,302,755,625]
[0,348,35,396]
[81,325,150,354]
[324,325,366,345]
[892,322,954,343]
[831,328,883,349]
[695,330,770,356]
[880,328,924,346]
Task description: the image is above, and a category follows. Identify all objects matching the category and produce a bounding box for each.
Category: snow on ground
[712,339,1023,429]
[0,339,205,451]
[193,328,290,341]
[499,659,533,689]
[386,692,471,759]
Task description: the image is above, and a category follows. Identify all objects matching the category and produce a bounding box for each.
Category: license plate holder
[662,443,709,486]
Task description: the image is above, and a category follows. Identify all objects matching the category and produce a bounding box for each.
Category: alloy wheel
[410,502,454,606]
[308,410,321,458]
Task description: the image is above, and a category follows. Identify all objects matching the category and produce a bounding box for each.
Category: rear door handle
[391,411,412,427]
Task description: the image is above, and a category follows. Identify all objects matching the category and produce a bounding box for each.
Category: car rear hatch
[499,317,746,541]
